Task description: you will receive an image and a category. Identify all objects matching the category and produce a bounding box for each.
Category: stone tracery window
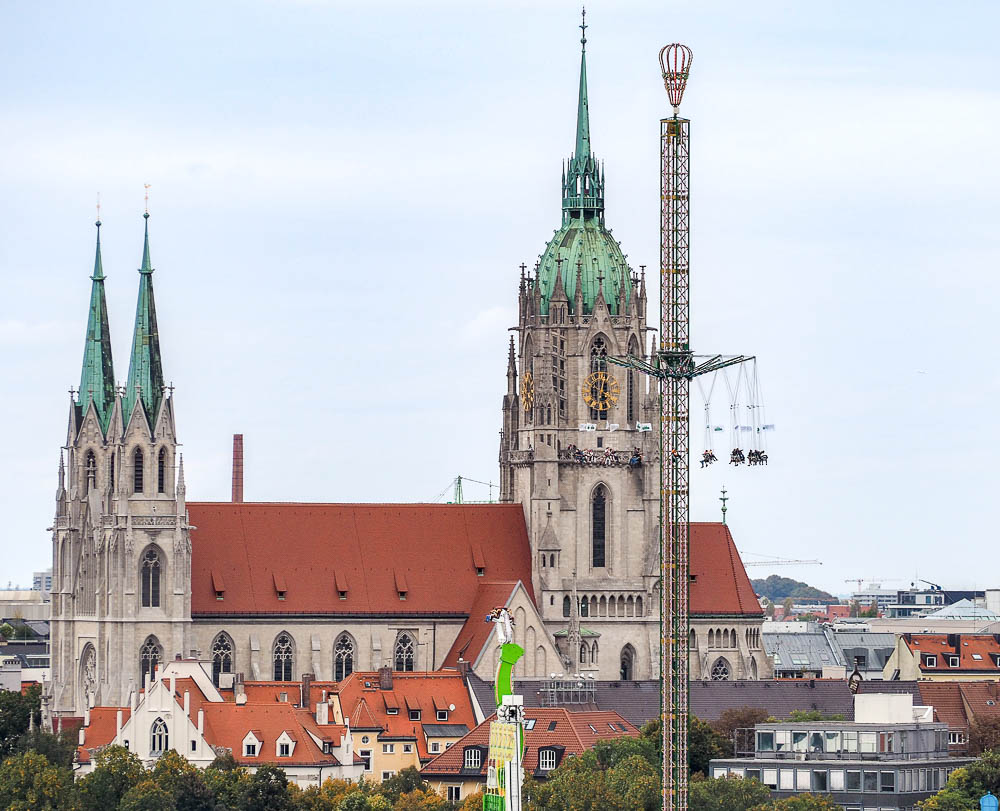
[711,657,732,681]
[273,633,294,681]
[157,448,166,493]
[592,485,607,568]
[139,636,162,686]
[335,634,355,681]
[620,644,635,681]
[589,337,609,420]
[150,717,168,754]
[141,547,161,608]
[85,451,96,493]
[133,447,144,493]
[212,633,233,687]
[394,633,415,672]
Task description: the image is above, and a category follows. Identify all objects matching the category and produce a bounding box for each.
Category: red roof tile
[690,523,762,617]
[421,708,638,777]
[78,707,130,763]
[188,503,534,616]
[917,682,967,729]
[903,634,1000,672]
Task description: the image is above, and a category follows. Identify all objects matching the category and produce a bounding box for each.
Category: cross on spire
[580,6,587,49]
[720,487,729,524]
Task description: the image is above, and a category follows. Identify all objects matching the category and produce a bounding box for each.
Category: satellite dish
[448,704,456,712]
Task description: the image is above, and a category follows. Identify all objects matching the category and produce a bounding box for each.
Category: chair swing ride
[694,360,774,469]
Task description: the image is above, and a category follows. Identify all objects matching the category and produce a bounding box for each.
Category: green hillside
[751,575,837,603]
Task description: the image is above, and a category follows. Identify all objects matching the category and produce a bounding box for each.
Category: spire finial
[720,486,729,524]
[96,193,101,228]
[144,183,151,217]
[580,6,587,50]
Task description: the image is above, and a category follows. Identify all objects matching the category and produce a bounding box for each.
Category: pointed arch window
[580,643,588,664]
[334,634,355,681]
[394,634,415,672]
[589,337,609,420]
[140,547,161,608]
[157,448,166,494]
[592,485,607,568]
[627,337,640,424]
[150,717,168,754]
[139,636,162,687]
[562,596,571,618]
[211,633,234,687]
[273,633,294,681]
[109,451,115,489]
[85,451,97,493]
[620,645,635,681]
[580,597,589,618]
[591,641,599,664]
[711,658,732,681]
[133,447,144,493]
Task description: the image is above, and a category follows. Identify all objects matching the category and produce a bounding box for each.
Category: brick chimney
[232,434,244,503]
[379,665,393,690]
[302,672,314,708]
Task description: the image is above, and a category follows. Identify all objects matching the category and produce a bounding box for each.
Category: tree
[242,765,293,811]
[0,685,38,759]
[150,750,214,811]
[603,754,660,810]
[765,601,776,619]
[0,750,79,811]
[394,788,448,810]
[751,795,841,810]
[119,778,175,811]
[920,750,1000,809]
[379,766,427,805]
[203,753,250,810]
[689,715,732,776]
[689,775,771,811]
[712,707,770,747]
[781,597,794,617]
[15,728,78,768]
[460,791,484,811]
[970,717,1000,756]
[78,745,145,811]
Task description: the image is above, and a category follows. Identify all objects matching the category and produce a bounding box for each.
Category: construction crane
[742,556,822,568]
[433,475,498,504]
[608,45,755,810]
[844,577,901,592]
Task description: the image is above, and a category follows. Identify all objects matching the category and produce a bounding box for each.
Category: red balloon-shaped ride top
[659,43,693,111]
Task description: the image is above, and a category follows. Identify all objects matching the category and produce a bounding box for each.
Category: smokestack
[232,434,244,502]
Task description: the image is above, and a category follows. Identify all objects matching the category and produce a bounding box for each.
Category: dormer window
[395,570,408,601]
[924,655,937,667]
[273,572,287,601]
[463,747,482,770]
[242,731,263,758]
[949,656,960,667]
[387,707,399,715]
[335,571,348,601]
[409,709,421,721]
[437,710,448,722]
[539,748,557,772]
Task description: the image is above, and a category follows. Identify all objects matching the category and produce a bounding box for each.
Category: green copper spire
[575,8,590,161]
[77,219,116,432]
[124,212,164,426]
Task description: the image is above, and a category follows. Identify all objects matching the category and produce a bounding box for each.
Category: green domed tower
[499,15,660,682]
[535,17,632,316]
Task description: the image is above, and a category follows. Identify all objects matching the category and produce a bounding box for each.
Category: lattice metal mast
[608,45,753,810]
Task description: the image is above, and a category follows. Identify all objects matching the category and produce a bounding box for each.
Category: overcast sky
[1,0,997,595]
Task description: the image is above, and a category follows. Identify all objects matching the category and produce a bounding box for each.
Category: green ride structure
[483,608,526,811]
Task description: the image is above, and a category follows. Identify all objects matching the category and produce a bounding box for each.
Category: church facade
[49,30,768,721]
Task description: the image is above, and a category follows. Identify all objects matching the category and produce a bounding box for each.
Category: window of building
[862,770,878,792]
[403,744,413,753]
[972,653,983,660]
[190,740,196,752]
[431,741,440,753]
[563,596,571,618]
[150,717,168,754]
[279,742,290,757]
[589,338,609,421]
[157,448,166,493]
[334,634,354,681]
[273,633,293,681]
[383,744,394,754]
[387,707,398,715]
[949,731,966,744]
[381,771,394,781]
[133,447,144,493]
[211,633,233,687]
[880,771,895,792]
[524,719,536,731]
[925,655,937,667]
[592,485,607,568]
[359,750,372,771]
[757,731,774,751]
[811,770,828,792]
[711,658,731,681]
[620,645,635,681]
[437,710,448,722]
[830,769,845,791]
[139,636,161,686]
[140,548,161,608]
[463,748,482,770]
[409,709,421,721]
[762,768,777,789]
[539,748,557,771]
[244,744,257,758]
[394,634,415,672]
[949,655,960,667]
[447,786,461,803]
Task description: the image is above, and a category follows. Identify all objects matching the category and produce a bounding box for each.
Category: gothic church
[49,30,767,720]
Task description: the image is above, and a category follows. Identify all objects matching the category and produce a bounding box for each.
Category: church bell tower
[499,17,660,680]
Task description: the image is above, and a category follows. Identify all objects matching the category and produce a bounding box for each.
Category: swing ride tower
[610,45,754,809]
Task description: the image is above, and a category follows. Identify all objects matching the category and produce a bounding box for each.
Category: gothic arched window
[589,337,609,420]
[394,634,415,672]
[80,643,96,705]
[140,547,162,608]
[580,597,589,618]
[562,596,571,618]
[85,451,96,493]
[591,641,599,664]
[689,629,697,649]
[133,447,144,493]
[273,633,294,681]
[157,448,166,494]
[139,636,162,687]
[627,336,640,424]
[150,717,168,754]
[334,634,355,681]
[620,645,635,681]
[580,643,588,664]
[711,657,732,681]
[211,633,234,687]
[592,485,607,568]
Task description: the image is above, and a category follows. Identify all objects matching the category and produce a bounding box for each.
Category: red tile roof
[188,503,534,616]
[421,708,638,778]
[690,523,762,617]
[903,634,1000,672]
[335,671,478,760]
[442,582,520,668]
[917,682,966,729]
[77,707,130,763]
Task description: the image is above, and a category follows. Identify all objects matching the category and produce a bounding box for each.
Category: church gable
[690,522,763,617]
[187,503,534,616]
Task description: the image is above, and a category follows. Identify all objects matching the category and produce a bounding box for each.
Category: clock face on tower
[582,371,620,411]
[520,371,535,413]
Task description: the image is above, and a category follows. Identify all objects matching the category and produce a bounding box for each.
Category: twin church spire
[75,211,165,434]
